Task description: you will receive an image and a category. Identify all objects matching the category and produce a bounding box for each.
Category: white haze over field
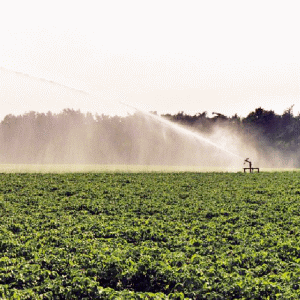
[0,0,299,169]
[0,66,296,169]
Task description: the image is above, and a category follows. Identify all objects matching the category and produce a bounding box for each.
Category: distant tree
[212,112,228,120]
[243,107,280,139]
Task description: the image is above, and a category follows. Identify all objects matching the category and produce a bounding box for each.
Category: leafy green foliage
[1,172,300,299]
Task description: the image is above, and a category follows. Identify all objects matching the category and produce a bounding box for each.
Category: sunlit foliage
[1,172,300,298]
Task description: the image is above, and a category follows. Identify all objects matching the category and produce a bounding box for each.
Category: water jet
[1,66,249,168]
[120,101,245,160]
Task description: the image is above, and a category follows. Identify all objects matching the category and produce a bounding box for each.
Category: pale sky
[0,0,299,121]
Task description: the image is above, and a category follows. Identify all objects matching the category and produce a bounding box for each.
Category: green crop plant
[1,172,300,299]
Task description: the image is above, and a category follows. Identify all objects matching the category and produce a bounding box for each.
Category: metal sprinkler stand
[243,158,259,173]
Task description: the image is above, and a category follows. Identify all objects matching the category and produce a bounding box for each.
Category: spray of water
[0,66,91,96]
[1,66,250,168]
[120,102,244,160]
[1,66,243,157]
[3,65,299,170]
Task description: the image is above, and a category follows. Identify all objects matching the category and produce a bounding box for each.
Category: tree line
[164,105,299,152]
[0,106,299,165]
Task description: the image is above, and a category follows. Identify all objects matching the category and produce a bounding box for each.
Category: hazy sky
[0,0,299,121]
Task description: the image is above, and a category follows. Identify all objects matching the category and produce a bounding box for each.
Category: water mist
[120,102,244,160]
[0,66,273,170]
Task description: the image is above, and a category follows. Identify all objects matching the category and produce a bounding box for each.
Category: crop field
[1,172,300,299]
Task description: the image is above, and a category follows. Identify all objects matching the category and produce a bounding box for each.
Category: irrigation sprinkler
[243,158,259,173]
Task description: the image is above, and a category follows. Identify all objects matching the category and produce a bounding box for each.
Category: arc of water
[120,102,244,159]
[1,66,244,160]
[0,66,91,96]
